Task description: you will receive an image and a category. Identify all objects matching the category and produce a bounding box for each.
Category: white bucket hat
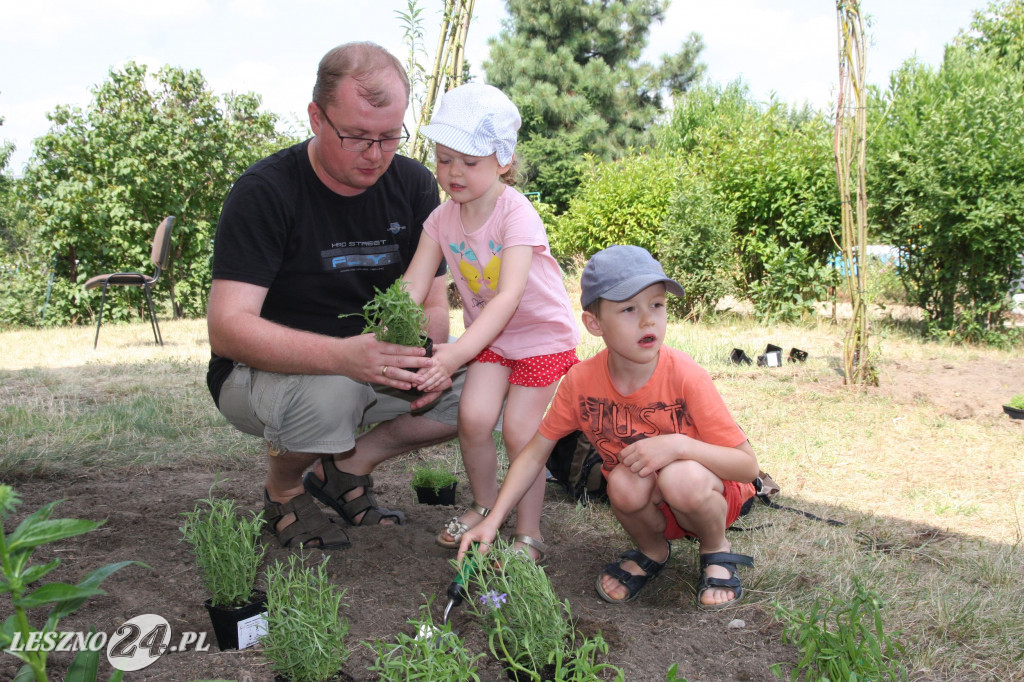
[420,83,521,165]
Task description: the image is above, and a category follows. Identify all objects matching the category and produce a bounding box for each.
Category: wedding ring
[381,365,389,377]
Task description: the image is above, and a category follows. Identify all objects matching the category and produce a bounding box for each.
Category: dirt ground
[2,353,1019,682]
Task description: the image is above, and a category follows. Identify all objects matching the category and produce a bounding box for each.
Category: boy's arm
[618,435,759,483]
[457,431,557,560]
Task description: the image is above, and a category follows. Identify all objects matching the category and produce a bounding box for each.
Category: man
[206,42,459,550]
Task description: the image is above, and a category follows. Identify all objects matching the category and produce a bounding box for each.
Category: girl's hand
[457,521,499,561]
[417,344,461,393]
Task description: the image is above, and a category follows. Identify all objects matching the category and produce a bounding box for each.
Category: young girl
[402,83,579,560]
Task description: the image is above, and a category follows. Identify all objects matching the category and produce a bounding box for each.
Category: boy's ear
[581,309,604,337]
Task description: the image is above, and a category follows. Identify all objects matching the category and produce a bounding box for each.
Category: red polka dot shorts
[474,348,580,387]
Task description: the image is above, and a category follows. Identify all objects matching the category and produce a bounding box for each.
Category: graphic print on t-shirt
[577,395,693,471]
[450,239,503,300]
[321,242,401,272]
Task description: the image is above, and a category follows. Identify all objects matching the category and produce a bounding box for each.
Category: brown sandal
[263,490,350,550]
[302,458,405,526]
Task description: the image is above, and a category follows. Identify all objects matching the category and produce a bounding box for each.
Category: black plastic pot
[422,336,434,358]
[506,663,558,682]
[1003,405,1024,420]
[204,590,267,651]
[757,344,783,368]
[729,348,752,365]
[788,347,808,363]
[415,481,457,505]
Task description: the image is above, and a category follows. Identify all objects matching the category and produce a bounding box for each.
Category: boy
[459,245,759,608]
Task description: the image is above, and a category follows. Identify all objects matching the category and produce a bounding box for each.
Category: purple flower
[480,591,507,610]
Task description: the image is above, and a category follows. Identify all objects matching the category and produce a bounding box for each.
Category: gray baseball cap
[580,245,684,309]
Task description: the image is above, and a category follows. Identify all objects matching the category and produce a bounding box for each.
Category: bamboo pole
[408,0,475,164]
[834,1,876,385]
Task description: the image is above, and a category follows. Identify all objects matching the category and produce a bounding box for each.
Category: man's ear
[307,102,321,133]
[581,309,604,337]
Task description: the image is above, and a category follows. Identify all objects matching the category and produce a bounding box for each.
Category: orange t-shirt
[540,346,748,473]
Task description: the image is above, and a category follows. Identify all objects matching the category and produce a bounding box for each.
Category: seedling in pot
[345,279,433,352]
[180,486,265,609]
[262,554,351,682]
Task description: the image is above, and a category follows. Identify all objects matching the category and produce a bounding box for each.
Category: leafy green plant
[463,539,573,677]
[179,488,265,608]
[770,579,907,681]
[1008,393,1024,410]
[0,484,140,682]
[367,600,483,681]
[410,463,458,494]
[349,279,429,347]
[549,153,678,261]
[262,554,350,682]
[666,663,689,681]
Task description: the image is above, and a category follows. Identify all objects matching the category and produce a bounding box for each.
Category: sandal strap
[304,459,405,526]
[700,551,754,571]
[619,543,671,577]
[263,490,349,549]
[512,533,547,562]
[470,500,491,517]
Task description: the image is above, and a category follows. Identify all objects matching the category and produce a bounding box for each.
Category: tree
[657,82,839,321]
[19,62,289,326]
[955,0,1024,71]
[485,0,705,211]
[869,48,1024,341]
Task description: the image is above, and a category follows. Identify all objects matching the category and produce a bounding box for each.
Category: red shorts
[658,480,756,540]
[474,348,579,387]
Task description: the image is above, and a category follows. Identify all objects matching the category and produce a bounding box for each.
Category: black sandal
[696,551,753,610]
[263,490,350,550]
[595,542,671,603]
[302,458,405,526]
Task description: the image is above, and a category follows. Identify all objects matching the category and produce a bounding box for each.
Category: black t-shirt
[206,140,441,404]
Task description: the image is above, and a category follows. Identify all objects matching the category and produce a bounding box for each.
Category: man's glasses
[318,105,408,153]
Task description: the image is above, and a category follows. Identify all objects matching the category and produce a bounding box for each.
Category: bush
[870,47,1024,341]
[549,153,679,261]
[657,172,737,320]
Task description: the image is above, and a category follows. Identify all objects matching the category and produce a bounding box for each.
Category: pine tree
[485,0,704,211]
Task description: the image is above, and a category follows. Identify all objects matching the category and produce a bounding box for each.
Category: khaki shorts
[217,363,463,455]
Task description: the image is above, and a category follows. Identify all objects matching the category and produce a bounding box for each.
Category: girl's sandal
[511,533,547,563]
[436,500,491,548]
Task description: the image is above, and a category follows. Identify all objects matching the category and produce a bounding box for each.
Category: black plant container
[422,336,434,358]
[415,481,457,505]
[757,344,783,368]
[1003,405,1024,420]
[729,348,752,365]
[788,347,809,363]
[204,590,267,651]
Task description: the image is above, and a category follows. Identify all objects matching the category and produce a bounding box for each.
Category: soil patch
[3,356,1018,681]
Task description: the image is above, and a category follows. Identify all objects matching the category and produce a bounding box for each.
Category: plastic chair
[84,216,176,349]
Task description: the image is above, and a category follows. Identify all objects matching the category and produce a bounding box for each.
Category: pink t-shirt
[423,187,579,360]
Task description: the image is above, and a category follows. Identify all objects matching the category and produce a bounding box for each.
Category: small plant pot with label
[180,489,267,651]
[205,590,268,651]
[757,344,783,368]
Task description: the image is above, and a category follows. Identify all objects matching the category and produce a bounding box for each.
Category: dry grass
[2,312,1023,678]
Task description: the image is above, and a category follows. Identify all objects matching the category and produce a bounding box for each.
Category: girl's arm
[444,243,532,369]
[457,431,557,559]
[402,232,445,305]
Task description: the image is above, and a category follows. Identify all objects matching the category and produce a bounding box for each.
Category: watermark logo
[6,614,211,672]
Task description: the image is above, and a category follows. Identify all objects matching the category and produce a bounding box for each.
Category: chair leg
[143,285,163,346]
[93,286,108,349]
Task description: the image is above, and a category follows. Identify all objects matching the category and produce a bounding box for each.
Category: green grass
[1,313,1023,679]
